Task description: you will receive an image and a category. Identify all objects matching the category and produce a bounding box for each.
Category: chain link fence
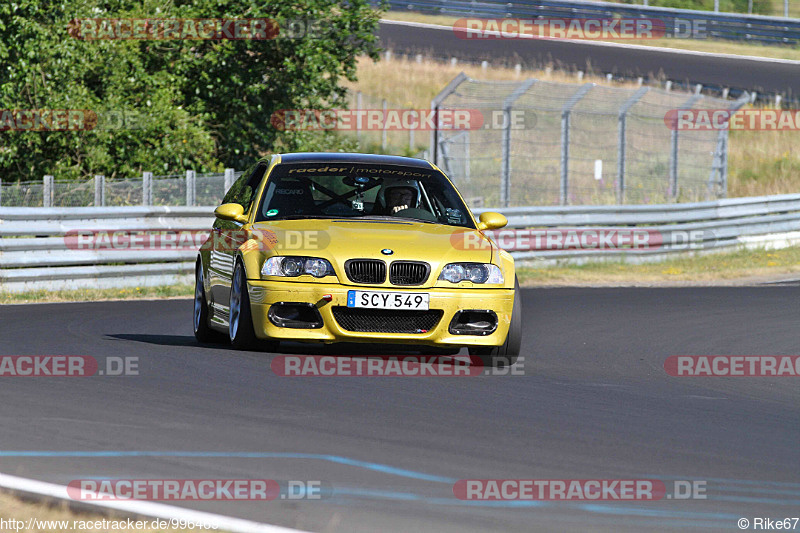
[0,170,242,207]
[432,74,749,207]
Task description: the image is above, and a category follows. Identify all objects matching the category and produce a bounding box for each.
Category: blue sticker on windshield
[266,209,279,217]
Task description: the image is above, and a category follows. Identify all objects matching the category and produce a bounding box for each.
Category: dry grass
[517,245,800,286]
[346,55,800,198]
[383,11,800,61]
[342,56,641,110]
[0,284,193,304]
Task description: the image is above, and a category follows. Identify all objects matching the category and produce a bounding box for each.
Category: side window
[216,162,268,228]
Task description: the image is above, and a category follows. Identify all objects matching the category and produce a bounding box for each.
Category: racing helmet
[378,178,421,214]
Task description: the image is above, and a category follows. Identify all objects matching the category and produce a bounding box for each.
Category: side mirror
[214,203,248,224]
[477,211,508,231]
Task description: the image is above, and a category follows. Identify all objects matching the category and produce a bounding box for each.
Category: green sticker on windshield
[266,209,279,217]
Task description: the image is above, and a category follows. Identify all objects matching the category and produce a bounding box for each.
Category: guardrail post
[500,79,536,208]
[670,94,702,200]
[142,171,152,206]
[560,83,594,206]
[94,175,105,206]
[224,168,235,193]
[43,175,54,207]
[186,170,196,206]
[617,87,649,204]
[430,72,468,166]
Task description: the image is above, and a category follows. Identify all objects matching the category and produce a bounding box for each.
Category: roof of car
[275,153,433,168]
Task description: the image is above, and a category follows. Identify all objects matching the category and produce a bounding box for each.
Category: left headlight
[262,256,335,278]
[438,263,504,284]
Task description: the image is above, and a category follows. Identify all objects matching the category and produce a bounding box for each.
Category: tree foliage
[0,0,381,180]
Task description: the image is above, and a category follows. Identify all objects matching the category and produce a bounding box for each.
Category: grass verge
[383,11,800,61]
[0,491,215,533]
[517,245,800,286]
[0,284,193,305]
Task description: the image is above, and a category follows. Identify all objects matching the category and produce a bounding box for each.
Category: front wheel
[229,261,260,350]
[469,277,522,367]
[229,260,279,352]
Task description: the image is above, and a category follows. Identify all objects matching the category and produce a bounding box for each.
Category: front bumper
[247,280,514,347]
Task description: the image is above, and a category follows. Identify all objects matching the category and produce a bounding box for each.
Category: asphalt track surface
[378,21,800,99]
[1,287,799,532]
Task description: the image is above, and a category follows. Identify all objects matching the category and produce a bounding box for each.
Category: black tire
[193,261,225,343]
[229,260,279,352]
[469,277,522,367]
[229,260,260,350]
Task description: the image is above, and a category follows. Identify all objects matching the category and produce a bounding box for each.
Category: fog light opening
[268,302,324,329]
[448,310,498,336]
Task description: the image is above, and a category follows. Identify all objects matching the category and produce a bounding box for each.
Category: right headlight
[261,256,335,278]
[438,263,504,284]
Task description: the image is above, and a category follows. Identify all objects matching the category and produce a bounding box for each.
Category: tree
[0,0,382,181]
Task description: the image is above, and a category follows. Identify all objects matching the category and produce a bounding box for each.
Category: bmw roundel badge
[381,249,394,255]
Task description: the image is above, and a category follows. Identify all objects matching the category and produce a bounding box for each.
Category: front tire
[229,260,259,350]
[469,277,522,367]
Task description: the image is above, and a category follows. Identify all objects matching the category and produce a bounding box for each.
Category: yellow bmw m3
[194,153,521,366]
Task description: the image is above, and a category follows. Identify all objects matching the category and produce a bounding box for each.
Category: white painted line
[0,473,312,533]
[380,19,800,66]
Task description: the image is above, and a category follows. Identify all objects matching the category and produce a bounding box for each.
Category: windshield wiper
[268,214,336,220]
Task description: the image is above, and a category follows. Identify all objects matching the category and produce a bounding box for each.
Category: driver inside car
[381,179,421,214]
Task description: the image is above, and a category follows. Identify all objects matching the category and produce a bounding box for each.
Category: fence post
[224,168,235,193]
[381,99,388,151]
[708,93,749,199]
[617,87,649,204]
[356,91,363,142]
[500,79,536,208]
[186,170,196,206]
[430,72,469,166]
[669,94,702,200]
[43,175,54,207]
[142,171,152,206]
[560,83,594,206]
[94,175,105,206]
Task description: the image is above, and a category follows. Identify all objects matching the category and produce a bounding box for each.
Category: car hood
[251,218,494,287]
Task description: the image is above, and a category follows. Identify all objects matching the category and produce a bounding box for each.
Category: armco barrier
[2,194,800,292]
[379,0,800,45]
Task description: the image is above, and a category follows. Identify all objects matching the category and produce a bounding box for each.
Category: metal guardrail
[2,195,800,291]
[381,0,800,45]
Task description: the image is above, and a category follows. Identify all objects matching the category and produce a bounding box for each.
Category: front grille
[332,307,443,333]
[345,259,386,284]
[390,261,430,286]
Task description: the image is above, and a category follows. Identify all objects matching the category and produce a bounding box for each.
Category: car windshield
[256,162,475,229]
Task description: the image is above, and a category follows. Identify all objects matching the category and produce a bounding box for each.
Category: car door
[208,162,268,323]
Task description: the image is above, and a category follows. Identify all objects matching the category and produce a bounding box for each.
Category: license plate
[347,290,430,310]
